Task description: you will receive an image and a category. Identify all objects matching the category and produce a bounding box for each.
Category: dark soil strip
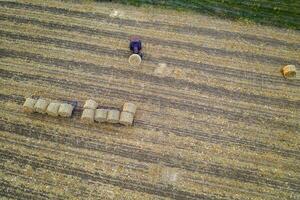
[0,1,299,49]
[0,179,51,200]
[1,119,299,193]
[1,137,277,199]
[0,136,148,172]
[0,149,219,200]
[0,165,105,199]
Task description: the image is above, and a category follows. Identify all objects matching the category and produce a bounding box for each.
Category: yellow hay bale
[281,65,297,78]
[58,103,74,117]
[46,102,61,117]
[95,109,108,123]
[81,109,95,123]
[119,111,134,126]
[128,54,142,66]
[107,110,120,124]
[122,102,137,114]
[34,98,49,114]
[83,99,98,110]
[23,98,37,113]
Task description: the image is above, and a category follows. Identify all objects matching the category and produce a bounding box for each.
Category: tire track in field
[1,18,299,89]
[1,96,299,174]
[1,119,299,193]
[1,13,300,74]
[0,165,116,200]
[0,135,148,173]
[1,48,299,111]
[0,149,218,200]
[0,179,52,200]
[0,170,66,200]
[0,165,56,189]
[0,1,299,49]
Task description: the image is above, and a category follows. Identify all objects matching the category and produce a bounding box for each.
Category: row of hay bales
[23,98,74,117]
[81,99,137,126]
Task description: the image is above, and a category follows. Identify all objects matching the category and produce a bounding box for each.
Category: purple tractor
[128,36,143,66]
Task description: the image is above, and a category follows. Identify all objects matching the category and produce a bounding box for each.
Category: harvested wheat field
[0,0,300,199]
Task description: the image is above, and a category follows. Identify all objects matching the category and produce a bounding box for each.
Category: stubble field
[0,0,299,199]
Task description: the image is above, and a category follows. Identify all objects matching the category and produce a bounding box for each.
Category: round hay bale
[58,103,73,117]
[23,98,37,113]
[46,102,61,117]
[95,109,108,123]
[81,109,95,123]
[107,110,120,124]
[128,54,142,66]
[34,98,49,114]
[122,102,137,114]
[83,99,98,110]
[119,111,134,126]
[281,65,296,78]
